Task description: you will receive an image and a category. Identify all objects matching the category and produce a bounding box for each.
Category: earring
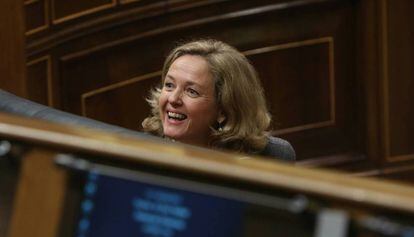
[217,115,225,124]
[217,119,225,132]
[217,114,226,132]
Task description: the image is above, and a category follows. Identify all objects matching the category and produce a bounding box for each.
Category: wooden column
[8,148,67,237]
[0,0,27,97]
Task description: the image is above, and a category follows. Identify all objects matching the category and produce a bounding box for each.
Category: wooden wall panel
[30,0,414,175]
[26,56,51,105]
[82,72,160,129]
[24,0,49,36]
[246,38,334,133]
[383,0,414,162]
[246,38,339,160]
[51,0,359,164]
[18,0,414,188]
[59,36,169,115]
[0,0,26,97]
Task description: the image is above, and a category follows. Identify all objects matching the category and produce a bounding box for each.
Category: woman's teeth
[168,111,187,120]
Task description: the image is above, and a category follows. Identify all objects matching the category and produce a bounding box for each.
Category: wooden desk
[0,112,413,237]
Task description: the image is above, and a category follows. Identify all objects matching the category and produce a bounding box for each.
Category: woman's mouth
[167,111,187,121]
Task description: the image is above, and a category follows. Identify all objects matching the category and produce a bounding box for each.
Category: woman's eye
[186,88,200,97]
[164,82,174,90]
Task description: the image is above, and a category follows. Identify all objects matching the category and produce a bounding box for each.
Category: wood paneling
[382,0,414,161]
[352,0,414,178]
[24,0,49,36]
[0,0,26,97]
[52,0,359,163]
[82,72,160,129]
[59,36,168,115]
[51,0,116,24]
[26,56,52,105]
[25,0,313,56]
[21,0,414,179]
[246,38,334,133]
[356,0,382,166]
[246,38,342,161]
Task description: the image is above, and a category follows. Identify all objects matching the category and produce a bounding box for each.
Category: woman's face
[159,55,218,146]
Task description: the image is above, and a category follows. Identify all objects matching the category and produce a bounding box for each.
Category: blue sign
[75,172,244,237]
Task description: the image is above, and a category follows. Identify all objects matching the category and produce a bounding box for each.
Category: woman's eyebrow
[165,75,175,81]
[186,81,203,88]
[166,74,203,88]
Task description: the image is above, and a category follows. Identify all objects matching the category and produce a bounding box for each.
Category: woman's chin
[163,130,183,141]
[164,133,193,145]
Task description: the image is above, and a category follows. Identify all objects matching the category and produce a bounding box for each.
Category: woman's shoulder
[258,136,296,161]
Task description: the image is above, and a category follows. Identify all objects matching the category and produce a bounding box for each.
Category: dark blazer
[259,136,296,162]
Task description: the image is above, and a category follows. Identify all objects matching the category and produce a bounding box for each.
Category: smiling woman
[142,39,295,161]
[159,55,219,146]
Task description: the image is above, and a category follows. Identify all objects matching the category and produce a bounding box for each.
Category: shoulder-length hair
[142,39,271,153]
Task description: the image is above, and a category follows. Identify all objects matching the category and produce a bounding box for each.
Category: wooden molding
[57,0,332,62]
[24,0,49,36]
[297,152,366,168]
[51,0,117,25]
[119,0,142,4]
[379,0,391,162]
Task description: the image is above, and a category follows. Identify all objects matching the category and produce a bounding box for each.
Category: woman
[142,39,295,161]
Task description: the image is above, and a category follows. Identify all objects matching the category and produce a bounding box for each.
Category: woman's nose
[168,89,183,105]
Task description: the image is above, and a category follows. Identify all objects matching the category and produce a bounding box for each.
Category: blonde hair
[142,39,271,153]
